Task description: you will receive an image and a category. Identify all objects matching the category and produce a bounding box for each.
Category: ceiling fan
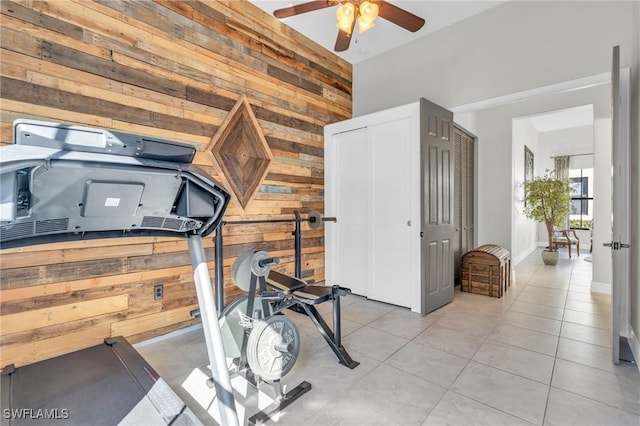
[273,1,426,52]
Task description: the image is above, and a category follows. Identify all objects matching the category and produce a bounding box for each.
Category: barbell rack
[213,211,336,313]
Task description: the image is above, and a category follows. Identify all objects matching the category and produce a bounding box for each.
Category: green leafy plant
[524,171,571,252]
[569,218,592,230]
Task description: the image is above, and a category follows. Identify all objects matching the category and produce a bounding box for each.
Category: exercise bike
[211,249,357,424]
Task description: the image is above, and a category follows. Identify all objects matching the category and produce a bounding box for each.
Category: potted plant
[523,171,571,266]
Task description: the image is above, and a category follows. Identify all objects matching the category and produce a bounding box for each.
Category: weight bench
[265,270,359,369]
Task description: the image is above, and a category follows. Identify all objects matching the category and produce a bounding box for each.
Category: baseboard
[590,280,612,294]
[628,326,640,373]
[513,245,539,266]
[133,323,203,348]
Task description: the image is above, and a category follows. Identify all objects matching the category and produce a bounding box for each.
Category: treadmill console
[0,120,230,248]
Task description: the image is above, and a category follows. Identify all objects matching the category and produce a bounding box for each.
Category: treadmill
[0,120,240,426]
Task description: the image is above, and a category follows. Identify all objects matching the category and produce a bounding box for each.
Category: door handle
[604,241,631,250]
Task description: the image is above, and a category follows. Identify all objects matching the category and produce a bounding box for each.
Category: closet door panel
[326,128,368,296]
[464,137,475,253]
[367,119,419,309]
[453,126,476,283]
[454,131,463,281]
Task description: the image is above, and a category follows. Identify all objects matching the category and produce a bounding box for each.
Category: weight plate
[307,210,322,229]
[232,250,274,291]
[231,250,255,291]
[246,315,300,381]
[250,250,272,277]
[219,296,273,364]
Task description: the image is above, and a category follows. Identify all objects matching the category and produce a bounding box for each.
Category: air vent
[1,222,35,241]
[141,216,185,231]
[163,218,184,231]
[35,218,69,234]
[141,216,165,228]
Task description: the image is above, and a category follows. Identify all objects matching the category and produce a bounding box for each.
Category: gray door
[420,98,455,314]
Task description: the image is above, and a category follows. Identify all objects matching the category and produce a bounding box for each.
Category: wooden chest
[461,244,511,298]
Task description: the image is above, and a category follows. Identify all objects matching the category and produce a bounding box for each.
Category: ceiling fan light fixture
[336,2,356,34]
[359,1,379,21]
[357,1,379,34]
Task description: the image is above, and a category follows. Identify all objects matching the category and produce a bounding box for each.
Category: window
[569,168,593,229]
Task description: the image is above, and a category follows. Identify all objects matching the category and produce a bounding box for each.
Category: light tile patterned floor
[137,249,640,425]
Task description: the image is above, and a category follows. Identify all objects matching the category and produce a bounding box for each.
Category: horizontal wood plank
[0,243,154,269]
[110,304,198,337]
[0,324,111,367]
[1,257,128,290]
[1,294,129,335]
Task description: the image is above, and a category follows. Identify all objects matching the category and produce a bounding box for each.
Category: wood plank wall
[0,0,352,367]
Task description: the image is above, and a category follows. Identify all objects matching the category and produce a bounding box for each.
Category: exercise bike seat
[266,270,308,294]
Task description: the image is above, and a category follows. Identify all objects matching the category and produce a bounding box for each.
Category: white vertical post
[187,235,239,426]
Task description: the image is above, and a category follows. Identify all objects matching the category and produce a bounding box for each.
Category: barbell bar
[222,210,336,230]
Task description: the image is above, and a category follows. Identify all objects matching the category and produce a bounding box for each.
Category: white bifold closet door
[325,127,369,297]
[367,119,420,308]
[325,118,420,311]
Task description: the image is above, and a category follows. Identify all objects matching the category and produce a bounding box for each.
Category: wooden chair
[552,229,580,257]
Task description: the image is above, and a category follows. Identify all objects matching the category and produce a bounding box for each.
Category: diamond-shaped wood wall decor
[207,95,273,211]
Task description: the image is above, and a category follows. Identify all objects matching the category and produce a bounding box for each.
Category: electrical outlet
[154,284,163,300]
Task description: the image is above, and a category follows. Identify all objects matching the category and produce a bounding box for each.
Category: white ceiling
[250,1,505,64]
[528,105,595,133]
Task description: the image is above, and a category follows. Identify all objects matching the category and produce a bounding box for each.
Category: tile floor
[137,249,640,425]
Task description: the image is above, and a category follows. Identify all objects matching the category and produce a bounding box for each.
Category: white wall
[538,126,594,162]
[354,1,635,116]
[511,118,539,264]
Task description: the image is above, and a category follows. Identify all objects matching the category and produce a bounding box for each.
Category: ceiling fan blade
[334,19,356,52]
[273,1,335,19]
[378,1,426,32]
